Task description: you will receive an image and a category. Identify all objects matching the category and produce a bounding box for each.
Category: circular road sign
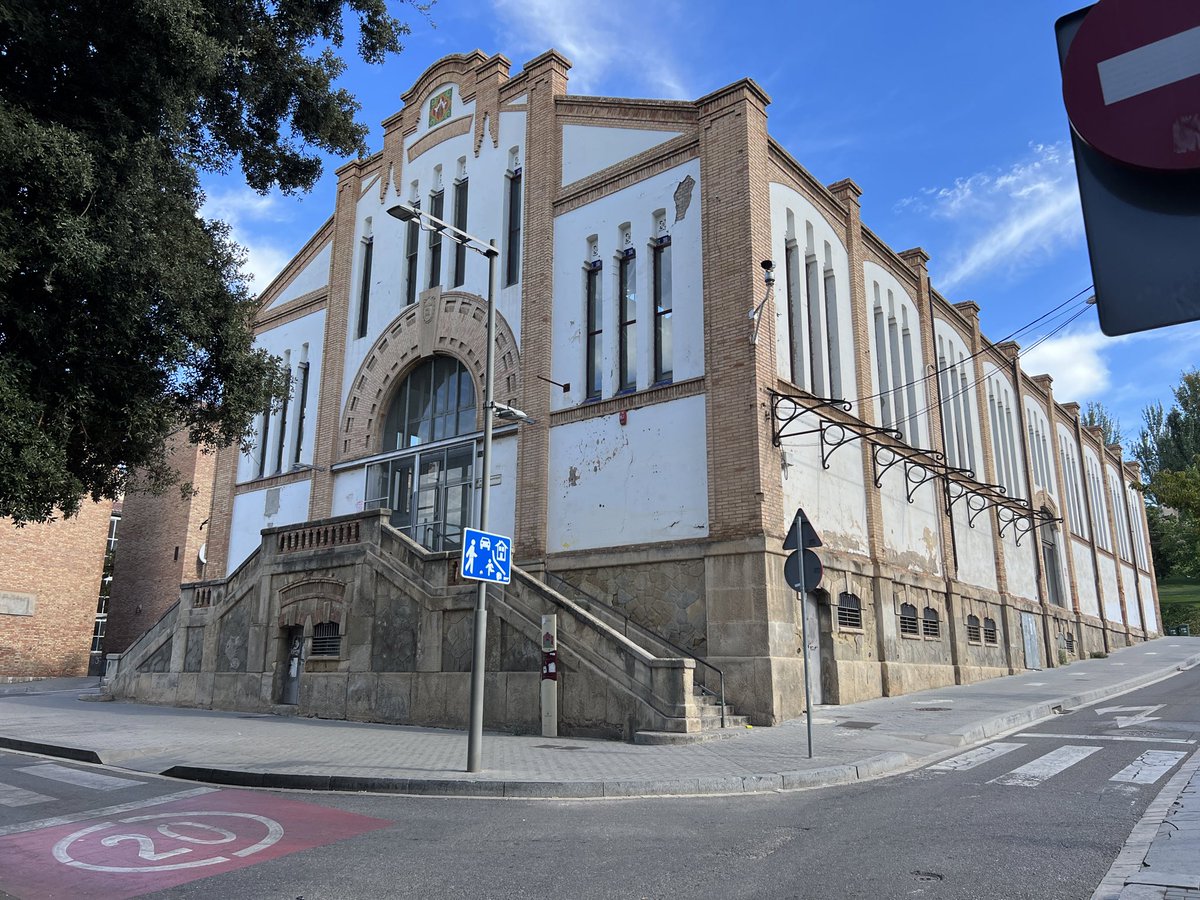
[1063,0,1200,171]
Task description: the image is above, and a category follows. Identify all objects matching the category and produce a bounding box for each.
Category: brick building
[110,51,1159,739]
[105,435,216,654]
[0,501,113,678]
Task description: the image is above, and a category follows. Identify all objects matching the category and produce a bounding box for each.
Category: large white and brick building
[110,50,1159,738]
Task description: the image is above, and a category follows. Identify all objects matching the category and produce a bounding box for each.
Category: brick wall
[0,501,111,677]
[105,438,216,653]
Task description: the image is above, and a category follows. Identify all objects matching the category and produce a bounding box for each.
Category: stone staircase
[540,572,750,744]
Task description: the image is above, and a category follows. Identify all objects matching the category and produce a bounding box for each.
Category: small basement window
[983,617,998,645]
[310,621,341,657]
[922,606,940,639]
[966,614,981,644]
[837,593,863,630]
[899,602,918,637]
[1064,631,1075,654]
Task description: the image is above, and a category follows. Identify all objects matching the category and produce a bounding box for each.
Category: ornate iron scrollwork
[819,422,902,469]
[768,390,853,446]
[871,444,947,503]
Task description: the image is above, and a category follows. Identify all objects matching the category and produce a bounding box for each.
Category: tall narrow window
[653,236,672,383]
[805,252,824,395]
[427,189,444,289]
[785,240,802,388]
[873,299,891,427]
[618,248,637,392]
[505,167,522,286]
[256,407,271,479]
[293,361,310,465]
[586,260,603,400]
[356,238,373,339]
[824,245,842,398]
[405,200,421,306]
[274,377,290,474]
[452,177,468,287]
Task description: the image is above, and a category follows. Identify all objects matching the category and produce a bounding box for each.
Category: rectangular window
[405,201,421,306]
[452,178,468,287]
[618,249,637,392]
[505,168,522,286]
[428,190,444,289]
[653,237,672,383]
[293,362,309,465]
[356,238,373,339]
[586,262,602,400]
[311,622,341,657]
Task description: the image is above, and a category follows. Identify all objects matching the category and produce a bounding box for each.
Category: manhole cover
[913,871,943,882]
[837,721,879,730]
[914,707,951,712]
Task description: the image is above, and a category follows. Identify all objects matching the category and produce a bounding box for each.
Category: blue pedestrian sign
[461,527,512,584]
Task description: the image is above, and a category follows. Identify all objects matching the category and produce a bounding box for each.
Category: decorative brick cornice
[407,114,472,163]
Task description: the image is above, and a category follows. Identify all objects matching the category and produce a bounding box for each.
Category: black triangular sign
[784,508,823,550]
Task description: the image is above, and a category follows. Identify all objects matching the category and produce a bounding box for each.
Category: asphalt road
[2,666,1197,900]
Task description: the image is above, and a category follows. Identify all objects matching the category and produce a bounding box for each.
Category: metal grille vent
[311,622,341,657]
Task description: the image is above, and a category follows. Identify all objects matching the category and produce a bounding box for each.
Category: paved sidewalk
[0,640,1196,804]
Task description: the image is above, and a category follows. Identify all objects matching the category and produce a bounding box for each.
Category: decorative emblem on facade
[428,88,453,128]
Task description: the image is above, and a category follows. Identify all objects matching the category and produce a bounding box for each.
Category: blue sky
[199,0,1200,443]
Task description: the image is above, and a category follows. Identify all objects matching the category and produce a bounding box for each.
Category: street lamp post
[386,201,499,774]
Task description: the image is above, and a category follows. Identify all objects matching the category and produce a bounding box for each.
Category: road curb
[4,652,1197,800]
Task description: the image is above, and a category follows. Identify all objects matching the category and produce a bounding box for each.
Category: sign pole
[797,566,814,760]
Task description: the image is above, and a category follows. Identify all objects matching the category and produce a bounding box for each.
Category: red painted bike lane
[0,789,392,899]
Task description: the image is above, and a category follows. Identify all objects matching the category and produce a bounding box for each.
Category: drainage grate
[534,744,585,751]
[836,721,879,730]
[914,707,951,712]
[913,871,944,883]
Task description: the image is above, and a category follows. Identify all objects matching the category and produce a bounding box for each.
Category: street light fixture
[386,200,525,774]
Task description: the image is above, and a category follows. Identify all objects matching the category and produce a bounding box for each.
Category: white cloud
[1019,325,1114,401]
[490,0,691,98]
[900,143,1084,292]
[200,186,294,292]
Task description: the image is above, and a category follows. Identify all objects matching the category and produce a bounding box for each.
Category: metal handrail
[543,572,726,728]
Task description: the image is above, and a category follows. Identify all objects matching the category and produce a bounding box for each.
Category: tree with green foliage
[0,0,425,525]
[1082,401,1123,447]
[1134,370,1200,580]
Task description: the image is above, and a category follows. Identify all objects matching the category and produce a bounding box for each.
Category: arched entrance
[364,355,477,552]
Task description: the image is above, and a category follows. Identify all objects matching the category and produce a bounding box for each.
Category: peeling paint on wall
[674,175,695,222]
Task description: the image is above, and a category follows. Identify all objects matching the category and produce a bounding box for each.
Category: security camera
[760,259,775,285]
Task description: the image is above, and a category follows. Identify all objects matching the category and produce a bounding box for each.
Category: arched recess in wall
[341,290,522,459]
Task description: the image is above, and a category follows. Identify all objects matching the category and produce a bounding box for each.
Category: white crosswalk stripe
[0,781,55,807]
[1110,750,1187,785]
[15,763,145,792]
[928,743,1026,772]
[989,745,1102,787]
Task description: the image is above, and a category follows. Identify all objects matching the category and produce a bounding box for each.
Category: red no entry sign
[1063,0,1200,171]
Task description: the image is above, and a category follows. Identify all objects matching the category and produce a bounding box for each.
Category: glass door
[365,442,474,552]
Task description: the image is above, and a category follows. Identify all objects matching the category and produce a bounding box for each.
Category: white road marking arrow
[1095,704,1164,728]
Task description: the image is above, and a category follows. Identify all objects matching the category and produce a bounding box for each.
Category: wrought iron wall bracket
[820,422,901,469]
[997,506,1062,547]
[871,444,945,503]
[768,390,853,446]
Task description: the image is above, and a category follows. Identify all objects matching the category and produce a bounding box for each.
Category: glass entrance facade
[364,355,477,552]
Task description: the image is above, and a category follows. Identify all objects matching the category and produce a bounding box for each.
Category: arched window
[837,592,862,630]
[966,614,981,644]
[382,356,476,450]
[922,606,941,639]
[899,602,918,636]
[983,617,998,645]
